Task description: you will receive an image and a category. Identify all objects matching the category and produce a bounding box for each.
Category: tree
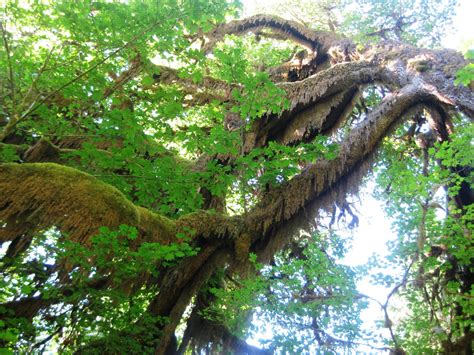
[0,1,472,354]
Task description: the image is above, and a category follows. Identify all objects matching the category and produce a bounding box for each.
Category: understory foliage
[0,1,472,354]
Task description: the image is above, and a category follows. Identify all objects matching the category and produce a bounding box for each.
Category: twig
[358,258,415,350]
[0,17,161,142]
[305,323,391,352]
[18,43,57,112]
[30,325,62,351]
[19,21,157,120]
[0,19,16,110]
[383,259,415,349]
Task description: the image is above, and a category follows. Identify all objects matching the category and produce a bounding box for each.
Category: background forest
[0,0,473,354]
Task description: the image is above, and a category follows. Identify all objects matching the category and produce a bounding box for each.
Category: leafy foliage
[0,224,198,353]
[370,119,473,352]
[202,233,363,352]
[455,49,474,86]
[341,0,457,46]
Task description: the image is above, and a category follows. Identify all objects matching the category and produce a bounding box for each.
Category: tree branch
[0,163,174,245]
[17,44,57,115]
[246,83,448,265]
[203,14,344,54]
[153,249,229,355]
[0,19,16,112]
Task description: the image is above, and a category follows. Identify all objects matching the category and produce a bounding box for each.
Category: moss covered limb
[176,210,244,239]
[0,163,244,253]
[261,49,470,147]
[152,64,232,103]
[367,44,474,115]
[278,62,383,111]
[276,88,359,145]
[203,14,346,56]
[247,83,437,237]
[250,89,432,260]
[0,296,55,321]
[0,163,175,246]
[0,139,99,164]
[250,62,386,148]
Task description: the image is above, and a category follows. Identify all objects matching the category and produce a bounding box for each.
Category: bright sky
[442,0,474,51]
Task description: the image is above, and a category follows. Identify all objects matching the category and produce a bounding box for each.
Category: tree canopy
[0,1,473,354]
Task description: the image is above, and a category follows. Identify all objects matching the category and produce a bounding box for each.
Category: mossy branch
[0,163,175,245]
[247,83,437,236]
[0,162,246,251]
[202,14,344,54]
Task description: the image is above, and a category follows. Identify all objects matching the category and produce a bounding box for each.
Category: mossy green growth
[0,163,175,246]
[136,206,176,245]
[408,58,432,72]
[176,209,243,239]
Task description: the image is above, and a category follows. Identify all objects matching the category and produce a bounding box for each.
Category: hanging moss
[234,232,251,263]
[279,62,379,111]
[176,210,243,239]
[0,163,175,247]
[281,92,346,143]
[247,83,432,238]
